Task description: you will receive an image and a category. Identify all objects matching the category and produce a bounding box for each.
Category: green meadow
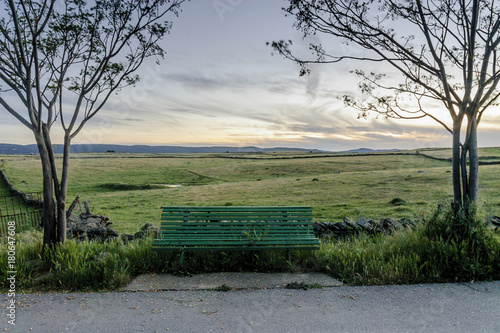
[1,148,499,234]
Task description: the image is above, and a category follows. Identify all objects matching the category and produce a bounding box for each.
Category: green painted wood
[160,214,312,218]
[152,206,320,253]
[159,227,314,231]
[154,246,320,250]
[161,206,312,211]
[153,241,319,246]
[160,215,311,220]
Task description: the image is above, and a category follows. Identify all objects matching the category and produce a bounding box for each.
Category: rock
[313,223,329,235]
[134,223,159,239]
[74,223,89,234]
[65,198,159,243]
[488,216,500,230]
[141,222,156,231]
[121,234,135,243]
[107,228,119,237]
[399,217,416,229]
[490,216,500,226]
[381,217,402,232]
[331,222,348,232]
[75,231,87,241]
[82,217,104,225]
[355,217,374,232]
[343,217,360,230]
[313,222,350,238]
[312,217,420,239]
[67,206,118,242]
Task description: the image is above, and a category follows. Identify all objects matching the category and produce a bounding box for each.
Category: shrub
[421,201,500,281]
[306,202,500,285]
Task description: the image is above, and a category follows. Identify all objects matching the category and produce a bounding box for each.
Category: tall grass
[0,233,293,291]
[313,231,428,285]
[0,232,165,291]
[310,202,500,285]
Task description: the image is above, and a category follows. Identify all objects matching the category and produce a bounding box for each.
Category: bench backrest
[160,206,313,224]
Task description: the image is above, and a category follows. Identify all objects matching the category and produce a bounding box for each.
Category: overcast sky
[1,0,499,151]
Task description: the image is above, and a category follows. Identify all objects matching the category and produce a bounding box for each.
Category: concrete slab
[124,272,342,291]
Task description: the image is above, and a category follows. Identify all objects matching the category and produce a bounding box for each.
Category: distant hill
[342,148,400,154]
[0,143,330,155]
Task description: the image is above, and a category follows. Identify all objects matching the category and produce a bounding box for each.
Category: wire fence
[0,192,43,234]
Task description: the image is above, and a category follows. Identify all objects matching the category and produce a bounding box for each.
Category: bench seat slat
[160,220,312,224]
[158,234,316,238]
[158,232,316,237]
[161,210,312,214]
[161,206,311,211]
[159,227,315,231]
[158,233,316,238]
[153,245,320,252]
[161,209,312,213]
[160,218,311,223]
[159,224,314,228]
[155,245,321,250]
[157,231,318,236]
[160,212,311,219]
[153,238,320,244]
[152,241,320,247]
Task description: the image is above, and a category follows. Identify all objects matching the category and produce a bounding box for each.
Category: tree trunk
[451,118,463,209]
[460,144,469,203]
[56,134,71,243]
[34,131,58,248]
[467,116,479,203]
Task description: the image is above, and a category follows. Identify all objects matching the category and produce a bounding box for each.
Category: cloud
[287,124,341,135]
[162,70,305,96]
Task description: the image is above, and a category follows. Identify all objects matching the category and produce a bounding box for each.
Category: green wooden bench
[152,206,320,265]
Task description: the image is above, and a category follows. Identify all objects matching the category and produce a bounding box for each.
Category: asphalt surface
[1,277,499,333]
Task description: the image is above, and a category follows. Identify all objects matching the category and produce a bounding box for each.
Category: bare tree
[271,0,500,209]
[0,0,185,247]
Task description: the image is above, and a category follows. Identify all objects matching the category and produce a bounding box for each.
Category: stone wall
[313,217,419,238]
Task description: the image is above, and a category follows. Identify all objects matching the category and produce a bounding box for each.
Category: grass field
[1,148,499,234]
[0,185,10,196]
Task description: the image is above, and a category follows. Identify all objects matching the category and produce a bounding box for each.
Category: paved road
[2,281,499,333]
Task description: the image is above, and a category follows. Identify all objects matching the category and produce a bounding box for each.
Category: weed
[213,284,231,292]
[285,282,322,290]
